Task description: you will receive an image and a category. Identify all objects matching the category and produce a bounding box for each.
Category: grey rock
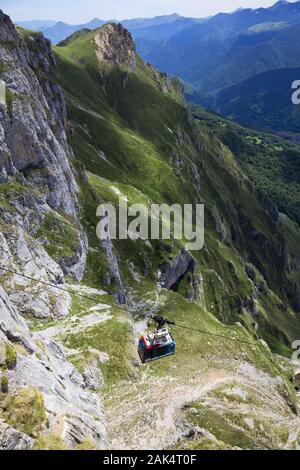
[0,12,87,280]
[0,286,36,352]
[131,359,141,368]
[83,365,104,390]
[246,264,256,282]
[102,238,127,304]
[95,23,136,71]
[0,11,106,450]
[212,205,227,243]
[160,249,197,300]
[0,419,34,450]
[0,228,71,319]
[0,285,106,448]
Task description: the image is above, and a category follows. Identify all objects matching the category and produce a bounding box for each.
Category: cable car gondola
[138,315,176,364]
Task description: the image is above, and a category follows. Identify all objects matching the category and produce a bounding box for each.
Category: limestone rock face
[0,10,87,280]
[160,249,197,300]
[102,238,127,304]
[0,13,105,449]
[0,286,35,351]
[95,23,137,70]
[0,227,71,319]
[83,363,104,390]
[0,419,34,450]
[0,286,106,449]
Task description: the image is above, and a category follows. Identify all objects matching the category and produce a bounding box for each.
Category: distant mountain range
[135,0,300,133]
[18,1,300,134]
[17,13,202,45]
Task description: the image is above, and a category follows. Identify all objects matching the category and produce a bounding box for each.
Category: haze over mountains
[135,0,300,133]
[18,13,203,45]
[17,1,300,134]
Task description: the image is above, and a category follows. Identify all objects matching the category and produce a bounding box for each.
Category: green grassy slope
[50,24,300,355]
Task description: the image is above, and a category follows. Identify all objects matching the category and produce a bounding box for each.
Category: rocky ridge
[95,23,137,70]
[0,11,105,449]
[0,10,87,284]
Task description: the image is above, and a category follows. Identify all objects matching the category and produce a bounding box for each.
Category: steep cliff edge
[0,11,105,449]
[0,10,87,287]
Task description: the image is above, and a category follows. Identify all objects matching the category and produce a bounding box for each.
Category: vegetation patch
[2,388,46,437]
[35,212,80,261]
[63,310,134,388]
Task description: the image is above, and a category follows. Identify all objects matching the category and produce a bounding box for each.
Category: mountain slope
[134,1,300,133]
[52,24,300,350]
[190,106,300,226]
[1,14,300,450]
[52,23,300,449]
[139,16,300,95]
[216,66,300,133]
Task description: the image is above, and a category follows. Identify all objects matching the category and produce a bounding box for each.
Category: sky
[0,0,298,23]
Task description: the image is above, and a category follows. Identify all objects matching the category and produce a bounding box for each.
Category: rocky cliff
[0,11,105,449]
[95,23,137,70]
[0,10,87,286]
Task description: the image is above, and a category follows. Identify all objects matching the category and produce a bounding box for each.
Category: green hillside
[191,105,300,225]
[51,24,300,355]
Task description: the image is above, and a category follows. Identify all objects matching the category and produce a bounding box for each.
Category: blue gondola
[138,316,176,364]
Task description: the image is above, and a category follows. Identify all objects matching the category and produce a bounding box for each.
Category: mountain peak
[94,23,136,69]
[0,9,19,42]
[271,0,290,8]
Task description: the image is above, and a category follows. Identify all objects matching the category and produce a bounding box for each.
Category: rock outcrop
[0,228,71,319]
[95,23,137,70]
[0,10,87,281]
[160,249,200,301]
[0,419,34,450]
[0,11,106,449]
[0,286,106,449]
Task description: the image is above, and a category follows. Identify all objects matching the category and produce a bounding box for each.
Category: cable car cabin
[138,327,176,364]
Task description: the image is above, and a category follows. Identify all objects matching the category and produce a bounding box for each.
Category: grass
[35,212,80,261]
[53,23,300,354]
[2,388,46,437]
[0,342,17,371]
[181,356,295,449]
[5,343,17,370]
[185,402,258,449]
[1,375,9,394]
[63,308,134,389]
[34,434,68,450]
